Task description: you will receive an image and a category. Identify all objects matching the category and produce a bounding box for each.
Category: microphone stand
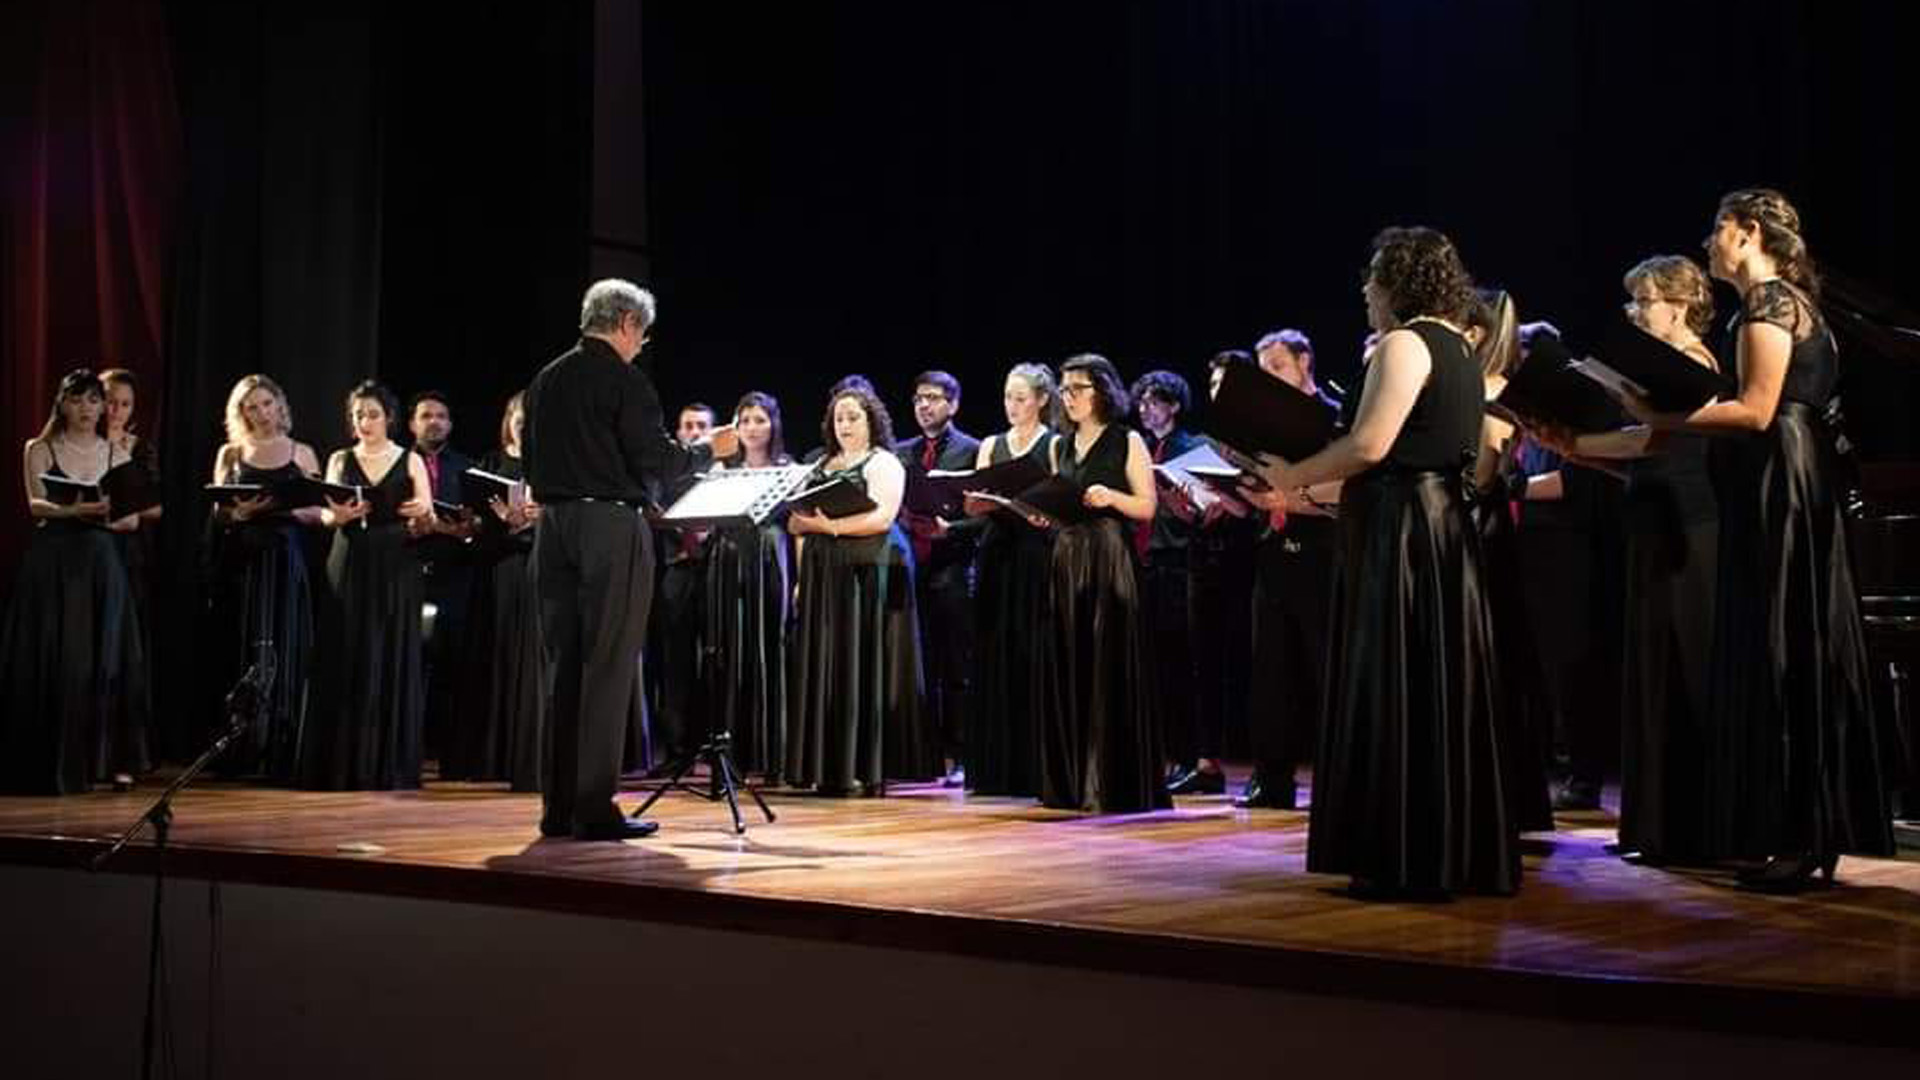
[91,645,275,1080]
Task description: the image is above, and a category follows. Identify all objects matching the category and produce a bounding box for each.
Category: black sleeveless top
[1370,320,1483,475]
[337,448,416,527]
[988,428,1057,468]
[1057,423,1131,522]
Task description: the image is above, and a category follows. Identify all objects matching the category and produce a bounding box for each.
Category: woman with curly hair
[1624,190,1893,889]
[1257,227,1517,898]
[786,385,936,794]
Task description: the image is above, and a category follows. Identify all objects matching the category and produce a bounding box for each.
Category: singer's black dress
[787,452,936,793]
[205,453,316,781]
[1616,429,1719,862]
[1307,321,1518,895]
[1705,281,1893,861]
[302,449,426,791]
[1037,424,1169,814]
[446,450,544,789]
[704,461,795,780]
[967,430,1057,797]
[0,443,151,794]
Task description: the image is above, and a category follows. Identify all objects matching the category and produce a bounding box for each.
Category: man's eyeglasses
[911,392,949,404]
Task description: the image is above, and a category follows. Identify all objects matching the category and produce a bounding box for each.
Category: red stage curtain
[1,0,181,590]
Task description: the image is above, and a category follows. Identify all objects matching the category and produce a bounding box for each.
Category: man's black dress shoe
[572,819,661,841]
[1234,774,1297,809]
[1167,767,1226,796]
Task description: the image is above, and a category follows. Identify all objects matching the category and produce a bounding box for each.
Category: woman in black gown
[1466,292,1556,834]
[1,369,151,794]
[786,385,934,794]
[1261,228,1517,898]
[1553,257,1723,863]
[447,391,544,788]
[962,362,1061,797]
[302,380,433,791]
[100,369,165,773]
[206,374,326,781]
[1038,354,1169,814]
[1625,190,1892,889]
[705,390,795,780]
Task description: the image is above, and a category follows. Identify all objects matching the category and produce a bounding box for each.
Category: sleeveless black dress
[1038,424,1169,814]
[1474,437,1556,834]
[967,429,1058,797]
[301,449,426,790]
[445,450,544,789]
[786,452,936,793]
[1306,321,1518,895]
[0,442,151,793]
[704,460,796,780]
[1617,421,1719,862]
[1705,281,1892,860]
[206,454,316,781]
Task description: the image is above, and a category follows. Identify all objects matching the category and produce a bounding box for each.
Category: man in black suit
[406,389,477,771]
[522,280,736,840]
[895,370,981,786]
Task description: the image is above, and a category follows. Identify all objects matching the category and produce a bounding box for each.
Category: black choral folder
[1494,332,1627,434]
[1208,362,1336,465]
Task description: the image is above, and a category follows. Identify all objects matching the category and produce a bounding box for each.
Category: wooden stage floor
[5,770,1919,1046]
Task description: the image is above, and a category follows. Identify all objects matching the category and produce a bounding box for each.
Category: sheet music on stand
[659,463,816,528]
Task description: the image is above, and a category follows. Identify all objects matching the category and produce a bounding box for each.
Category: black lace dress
[1306,321,1519,895]
[966,429,1058,797]
[301,449,426,790]
[205,454,316,780]
[0,442,151,793]
[445,450,544,789]
[704,462,795,779]
[1705,281,1893,861]
[1037,424,1169,814]
[786,452,936,793]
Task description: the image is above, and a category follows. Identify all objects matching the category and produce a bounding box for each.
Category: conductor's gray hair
[579,279,657,335]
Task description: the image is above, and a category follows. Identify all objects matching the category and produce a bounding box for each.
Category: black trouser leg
[535,504,653,831]
[920,560,974,762]
[1247,523,1335,781]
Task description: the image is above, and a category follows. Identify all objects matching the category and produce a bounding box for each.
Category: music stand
[633,465,811,832]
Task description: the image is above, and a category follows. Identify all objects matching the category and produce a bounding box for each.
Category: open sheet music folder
[1494,332,1628,435]
[658,463,817,528]
[905,452,1051,519]
[1588,314,1731,414]
[205,475,368,510]
[1208,362,1335,465]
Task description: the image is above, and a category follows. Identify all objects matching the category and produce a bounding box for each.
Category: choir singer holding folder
[522,280,736,841]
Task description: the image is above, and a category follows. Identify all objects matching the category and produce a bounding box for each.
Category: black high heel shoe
[1736,852,1840,893]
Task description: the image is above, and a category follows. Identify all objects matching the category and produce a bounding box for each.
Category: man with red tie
[895,371,980,786]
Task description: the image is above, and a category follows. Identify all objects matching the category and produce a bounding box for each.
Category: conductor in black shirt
[523,279,737,840]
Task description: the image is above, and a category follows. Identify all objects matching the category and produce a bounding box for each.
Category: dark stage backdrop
[5,0,1916,755]
[635,1,1917,459]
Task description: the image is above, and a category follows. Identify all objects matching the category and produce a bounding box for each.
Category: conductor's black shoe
[573,819,661,841]
[1167,767,1225,796]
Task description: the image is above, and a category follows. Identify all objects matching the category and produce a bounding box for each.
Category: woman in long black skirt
[1037,354,1168,815]
[1,369,151,794]
[1260,227,1517,899]
[302,380,433,791]
[705,391,795,780]
[205,374,326,781]
[1551,256,1723,864]
[963,362,1061,797]
[786,385,934,794]
[1625,190,1892,889]
[446,390,545,789]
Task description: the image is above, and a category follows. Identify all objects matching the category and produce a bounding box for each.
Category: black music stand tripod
[630,727,775,835]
